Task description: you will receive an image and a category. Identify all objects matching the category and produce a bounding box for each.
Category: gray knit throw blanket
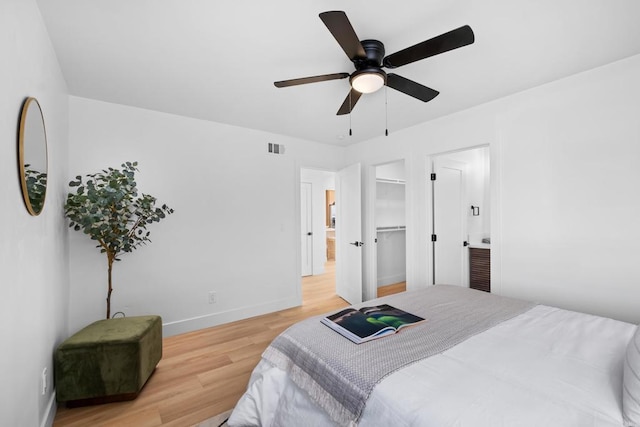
[263,285,535,426]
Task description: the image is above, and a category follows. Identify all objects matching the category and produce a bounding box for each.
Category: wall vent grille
[268,143,285,155]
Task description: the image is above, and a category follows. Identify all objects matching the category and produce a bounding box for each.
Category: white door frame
[364,164,377,301]
[300,181,313,277]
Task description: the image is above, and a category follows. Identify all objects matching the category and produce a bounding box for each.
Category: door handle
[307,232,312,236]
[463,241,469,247]
[349,241,364,247]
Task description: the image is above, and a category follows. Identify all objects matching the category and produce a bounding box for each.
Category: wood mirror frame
[18,97,48,216]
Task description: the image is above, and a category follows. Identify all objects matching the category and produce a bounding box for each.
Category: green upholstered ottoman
[55,315,162,405]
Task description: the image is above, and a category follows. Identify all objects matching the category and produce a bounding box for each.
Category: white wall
[0,1,69,426]
[376,161,406,181]
[67,97,344,336]
[300,169,335,275]
[375,181,405,228]
[376,228,406,286]
[495,54,640,321]
[347,53,640,324]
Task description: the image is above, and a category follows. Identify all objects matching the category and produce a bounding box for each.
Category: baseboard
[40,390,57,427]
[161,296,301,337]
[377,273,407,287]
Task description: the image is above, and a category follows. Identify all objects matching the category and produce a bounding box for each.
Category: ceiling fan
[274,11,475,115]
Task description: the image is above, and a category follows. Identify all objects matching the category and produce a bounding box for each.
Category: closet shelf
[376,225,406,232]
[376,178,406,184]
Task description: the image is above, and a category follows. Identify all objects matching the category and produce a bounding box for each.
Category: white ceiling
[36,0,640,146]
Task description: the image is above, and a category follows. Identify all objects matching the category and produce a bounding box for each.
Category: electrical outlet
[41,367,47,395]
[208,291,217,304]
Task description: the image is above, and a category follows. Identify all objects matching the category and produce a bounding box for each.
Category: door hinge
[430,173,436,181]
[431,234,437,242]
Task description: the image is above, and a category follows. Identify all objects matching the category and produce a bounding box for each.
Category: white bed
[228,287,640,427]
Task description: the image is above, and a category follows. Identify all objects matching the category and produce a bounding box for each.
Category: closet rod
[376,226,406,232]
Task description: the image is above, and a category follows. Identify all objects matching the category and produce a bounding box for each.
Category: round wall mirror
[18,97,48,216]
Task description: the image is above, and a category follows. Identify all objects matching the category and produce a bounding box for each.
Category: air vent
[268,143,285,155]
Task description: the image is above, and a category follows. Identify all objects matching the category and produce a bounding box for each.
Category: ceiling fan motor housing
[356,39,385,68]
[350,39,387,91]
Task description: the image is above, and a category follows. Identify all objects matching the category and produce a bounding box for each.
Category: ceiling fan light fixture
[350,69,386,94]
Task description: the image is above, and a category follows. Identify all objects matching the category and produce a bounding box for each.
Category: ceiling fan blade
[319,11,366,61]
[274,72,349,88]
[383,25,475,69]
[336,89,363,115]
[386,73,439,102]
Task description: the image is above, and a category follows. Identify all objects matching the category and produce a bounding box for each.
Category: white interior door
[301,182,313,277]
[432,158,467,286]
[336,163,363,304]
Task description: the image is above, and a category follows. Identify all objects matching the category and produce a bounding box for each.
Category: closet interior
[375,161,406,289]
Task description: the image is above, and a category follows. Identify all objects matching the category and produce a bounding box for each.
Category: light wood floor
[53,261,405,426]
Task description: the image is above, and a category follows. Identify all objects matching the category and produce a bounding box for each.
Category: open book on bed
[320,304,425,344]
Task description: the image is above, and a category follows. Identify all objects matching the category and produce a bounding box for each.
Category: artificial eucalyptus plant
[64,161,174,319]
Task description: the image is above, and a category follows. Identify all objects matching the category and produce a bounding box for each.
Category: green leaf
[64,161,174,288]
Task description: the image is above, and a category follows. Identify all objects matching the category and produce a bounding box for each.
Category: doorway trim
[300,181,313,277]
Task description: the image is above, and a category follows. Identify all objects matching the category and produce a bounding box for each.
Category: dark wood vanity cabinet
[469,247,490,292]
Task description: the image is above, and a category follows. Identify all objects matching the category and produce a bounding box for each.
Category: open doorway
[300,168,337,301]
[431,146,490,290]
[373,160,407,298]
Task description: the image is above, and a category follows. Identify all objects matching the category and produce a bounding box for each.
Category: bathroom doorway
[431,146,490,287]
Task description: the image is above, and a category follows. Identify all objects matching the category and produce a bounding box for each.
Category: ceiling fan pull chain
[385,86,389,136]
[349,90,353,136]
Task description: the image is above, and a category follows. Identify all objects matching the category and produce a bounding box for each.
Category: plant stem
[127,216,144,238]
[106,252,114,319]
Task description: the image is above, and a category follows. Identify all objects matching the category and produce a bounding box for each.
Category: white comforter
[228,305,635,427]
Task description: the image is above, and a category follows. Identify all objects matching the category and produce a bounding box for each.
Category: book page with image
[321,304,425,344]
[358,304,424,330]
